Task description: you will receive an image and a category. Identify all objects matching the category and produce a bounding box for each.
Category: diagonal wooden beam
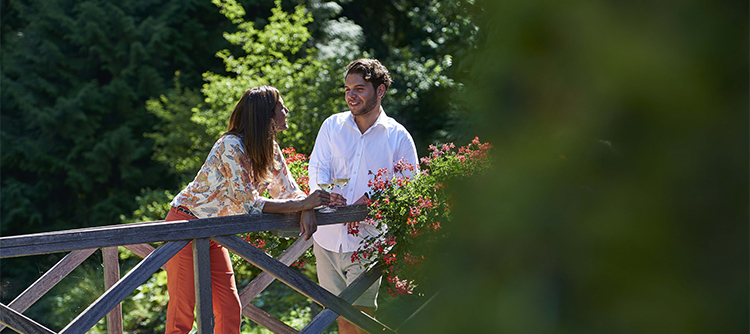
[240,237,313,303]
[122,243,167,271]
[239,237,312,333]
[243,303,298,334]
[0,248,97,332]
[214,235,395,334]
[0,302,56,334]
[59,240,189,334]
[300,263,383,334]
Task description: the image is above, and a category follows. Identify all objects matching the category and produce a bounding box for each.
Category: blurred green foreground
[406,0,748,333]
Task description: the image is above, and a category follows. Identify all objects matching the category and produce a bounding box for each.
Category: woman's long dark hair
[225,86,280,183]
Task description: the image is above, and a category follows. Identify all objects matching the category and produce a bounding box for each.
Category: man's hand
[346,193,369,230]
[329,192,347,206]
[352,194,368,205]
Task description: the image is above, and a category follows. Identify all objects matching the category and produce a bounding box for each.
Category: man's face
[344,73,381,116]
[273,96,289,132]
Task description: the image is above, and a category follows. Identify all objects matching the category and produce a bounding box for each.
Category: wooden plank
[60,240,189,334]
[1,205,368,258]
[122,243,167,271]
[239,237,313,305]
[243,303,298,334]
[193,238,214,333]
[103,247,123,334]
[239,238,311,333]
[300,264,383,334]
[0,302,56,334]
[0,248,96,332]
[214,235,395,334]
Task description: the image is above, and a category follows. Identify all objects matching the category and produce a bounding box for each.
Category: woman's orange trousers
[164,207,242,333]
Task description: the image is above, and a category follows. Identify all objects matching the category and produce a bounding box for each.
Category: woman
[164,86,342,333]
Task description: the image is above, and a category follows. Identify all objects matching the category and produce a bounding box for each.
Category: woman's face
[273,96,289,132]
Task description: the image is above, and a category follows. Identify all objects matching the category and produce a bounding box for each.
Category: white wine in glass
[316,162,336,213]
[333,178,349,188]
[331,157,350,191]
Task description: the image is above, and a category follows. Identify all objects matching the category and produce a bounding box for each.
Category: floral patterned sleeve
[172,136,304,217]
[173,135,263,217]
[266,143,306,201]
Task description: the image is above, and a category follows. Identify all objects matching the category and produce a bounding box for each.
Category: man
[308,58,419,333]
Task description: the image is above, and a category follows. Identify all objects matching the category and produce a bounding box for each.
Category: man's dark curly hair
[345,58,393,91]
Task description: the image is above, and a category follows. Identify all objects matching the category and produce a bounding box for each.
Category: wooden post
[193,238,214,333]
[103,247,123,334]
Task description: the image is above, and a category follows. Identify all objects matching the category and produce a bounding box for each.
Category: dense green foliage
[1,0,746,332]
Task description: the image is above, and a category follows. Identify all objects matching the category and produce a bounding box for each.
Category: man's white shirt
[308,110,418,253]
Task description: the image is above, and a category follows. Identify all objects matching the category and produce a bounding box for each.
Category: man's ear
[377,84,386,98]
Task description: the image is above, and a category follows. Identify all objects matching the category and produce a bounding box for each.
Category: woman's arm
[262,190,347,213]
[262,191,344,240]
[261,189,331,213]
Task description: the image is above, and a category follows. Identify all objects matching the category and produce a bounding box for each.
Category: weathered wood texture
[300,264,384,334]
[243,303,298,334]
[60,240,188,334]
[122,243,167,271]
[0,248,96,332]
[215,235,395,334]
[103,247,123,334]
[193,238,215,333]
[239,237,313,333]
[0,205,373,334]
[1,205,367,258]
[0,303,56,334]
[240,237,314,303]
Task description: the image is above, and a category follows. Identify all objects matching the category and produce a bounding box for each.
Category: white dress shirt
[308,110,418,253]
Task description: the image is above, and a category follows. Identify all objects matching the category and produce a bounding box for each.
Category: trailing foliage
[352,137,492,296]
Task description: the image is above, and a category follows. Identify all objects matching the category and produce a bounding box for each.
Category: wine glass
[331,157,350,191]
[316,162,336,213]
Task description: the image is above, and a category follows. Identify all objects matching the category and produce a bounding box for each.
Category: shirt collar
[345,108,390,133]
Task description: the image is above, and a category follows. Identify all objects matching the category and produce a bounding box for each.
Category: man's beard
[352,94,378,116]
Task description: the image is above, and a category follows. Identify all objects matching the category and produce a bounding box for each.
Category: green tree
[0,0,237,325]
[332,0,481,154]
[0,0,233,234]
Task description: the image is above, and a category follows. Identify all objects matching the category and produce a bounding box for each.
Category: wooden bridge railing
[0,205,398,334]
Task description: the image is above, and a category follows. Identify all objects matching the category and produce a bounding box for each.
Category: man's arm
[395,129,420,173]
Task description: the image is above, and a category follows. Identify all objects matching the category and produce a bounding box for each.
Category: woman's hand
[299,209,317,240]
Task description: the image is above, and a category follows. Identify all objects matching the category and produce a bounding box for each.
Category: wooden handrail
[0,205,386,334]
[0,205,368,259]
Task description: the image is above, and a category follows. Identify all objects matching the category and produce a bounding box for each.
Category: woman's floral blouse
[170,134,305,218]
